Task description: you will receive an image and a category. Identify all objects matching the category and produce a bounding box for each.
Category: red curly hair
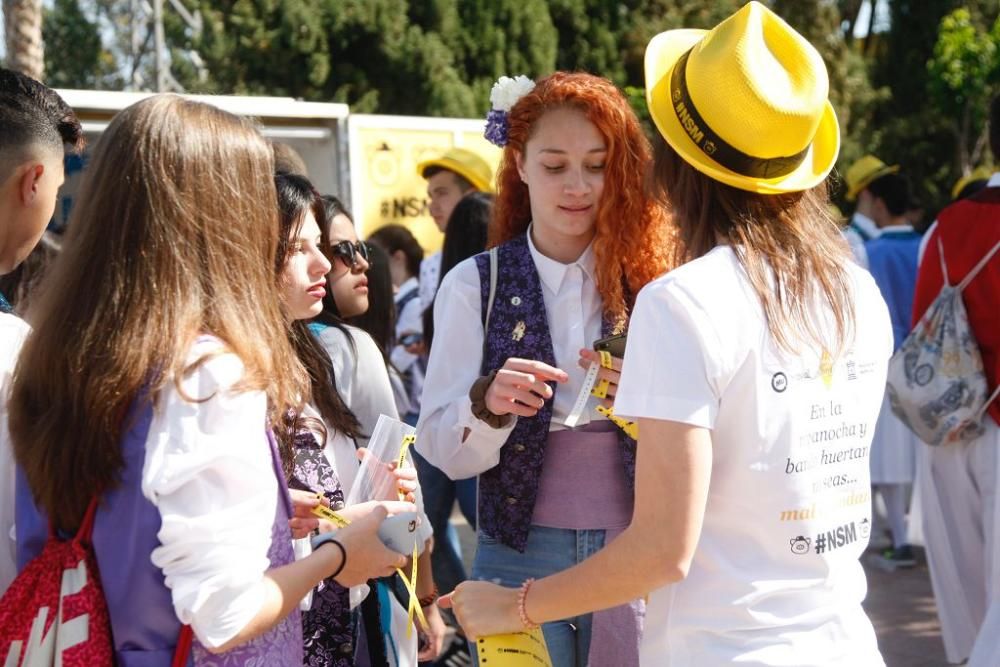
[490,71,676,327]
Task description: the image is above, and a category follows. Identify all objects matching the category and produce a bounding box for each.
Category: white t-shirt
[615,246,891,667]
[0,313,30,594]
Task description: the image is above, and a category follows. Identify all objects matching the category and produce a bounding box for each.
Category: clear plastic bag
[345,415,416,505]
[346,415,421,610]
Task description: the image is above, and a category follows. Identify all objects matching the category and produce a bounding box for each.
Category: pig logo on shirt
[790,536,811,555]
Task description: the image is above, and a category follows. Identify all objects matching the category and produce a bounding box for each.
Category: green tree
[868,0,999,213]
[43,0,119,88]
[927,8,1000,175]
[772,0,886,201]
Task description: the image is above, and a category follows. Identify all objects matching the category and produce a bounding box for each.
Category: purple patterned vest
[289,428,354,667]
[16,400,303,666]
[474,234,637,552]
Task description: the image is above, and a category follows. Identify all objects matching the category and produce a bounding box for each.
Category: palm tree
[3,0,44,80]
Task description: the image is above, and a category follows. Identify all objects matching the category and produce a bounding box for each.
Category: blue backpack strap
[396,287,420,316]
[0,291,12,314]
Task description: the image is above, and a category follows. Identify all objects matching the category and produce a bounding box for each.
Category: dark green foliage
[41,0,1000,217]
[43,0,119,88]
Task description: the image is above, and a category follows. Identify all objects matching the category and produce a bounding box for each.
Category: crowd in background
[0,3,999,667]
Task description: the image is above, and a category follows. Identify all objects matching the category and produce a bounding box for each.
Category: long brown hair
[273,173,360,471]
[491,72,676,327]
[11,94,308,532]
[651,137,855,355]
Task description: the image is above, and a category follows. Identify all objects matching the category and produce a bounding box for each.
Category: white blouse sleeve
[143,340,278,650]
[415,258,516,480]
[615,280,723,429]
[317,324,399,447]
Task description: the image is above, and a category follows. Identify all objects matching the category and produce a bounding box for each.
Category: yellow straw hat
[844,155,899,201]
[951,166,993,200]
[417,147,494,193]
[644,1,839,194]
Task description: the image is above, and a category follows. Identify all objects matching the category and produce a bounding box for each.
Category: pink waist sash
[531,421,633,530]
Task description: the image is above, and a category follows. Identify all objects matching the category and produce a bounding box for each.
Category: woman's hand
[288,489,323,539]
[485,358,568,418]
[324,504,408,587]
[578,348,622,409]
[417,599,447,660]
[356,447,419,503]
[437,581,523,640]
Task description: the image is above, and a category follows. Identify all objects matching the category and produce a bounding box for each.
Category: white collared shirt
[415,226,604,480]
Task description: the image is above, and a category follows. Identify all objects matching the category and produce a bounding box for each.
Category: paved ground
[863,546,949,666]
[453,516,951,665]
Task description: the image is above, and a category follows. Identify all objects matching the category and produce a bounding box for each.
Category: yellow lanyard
[311,434,427,635]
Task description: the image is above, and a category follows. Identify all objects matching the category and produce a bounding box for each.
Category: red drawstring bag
[0,497,192,666]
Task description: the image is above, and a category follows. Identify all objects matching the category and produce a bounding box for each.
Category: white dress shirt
[416,226,605,480]
[144,337,278,649]
[0,313,29,595]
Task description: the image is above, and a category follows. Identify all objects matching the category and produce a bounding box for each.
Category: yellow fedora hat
[417,147,494,192]
[844,155,899,201]
[645,1,839,194]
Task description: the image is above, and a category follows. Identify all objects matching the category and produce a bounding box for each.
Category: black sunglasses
[328,240,369,268]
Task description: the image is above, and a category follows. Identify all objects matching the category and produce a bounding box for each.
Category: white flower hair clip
[484,75,535,147]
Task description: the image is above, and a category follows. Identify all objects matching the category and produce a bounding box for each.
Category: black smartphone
[593,333,627,358]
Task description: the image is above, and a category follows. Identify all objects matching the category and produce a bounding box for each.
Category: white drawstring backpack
[886,235,1000,446]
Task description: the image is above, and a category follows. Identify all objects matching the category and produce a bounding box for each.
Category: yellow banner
[348,115,501,253]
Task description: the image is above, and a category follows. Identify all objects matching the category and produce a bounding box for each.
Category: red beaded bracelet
[517,578,540,630]
[418,585,439,608]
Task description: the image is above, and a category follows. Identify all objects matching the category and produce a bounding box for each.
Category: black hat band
[670,48,810,179]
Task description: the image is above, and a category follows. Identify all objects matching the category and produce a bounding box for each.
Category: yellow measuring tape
[478,628,553,666]
[595,405,638,439]
[311,433,427,636]
[590,350,613,399]
[397,434,415,501]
